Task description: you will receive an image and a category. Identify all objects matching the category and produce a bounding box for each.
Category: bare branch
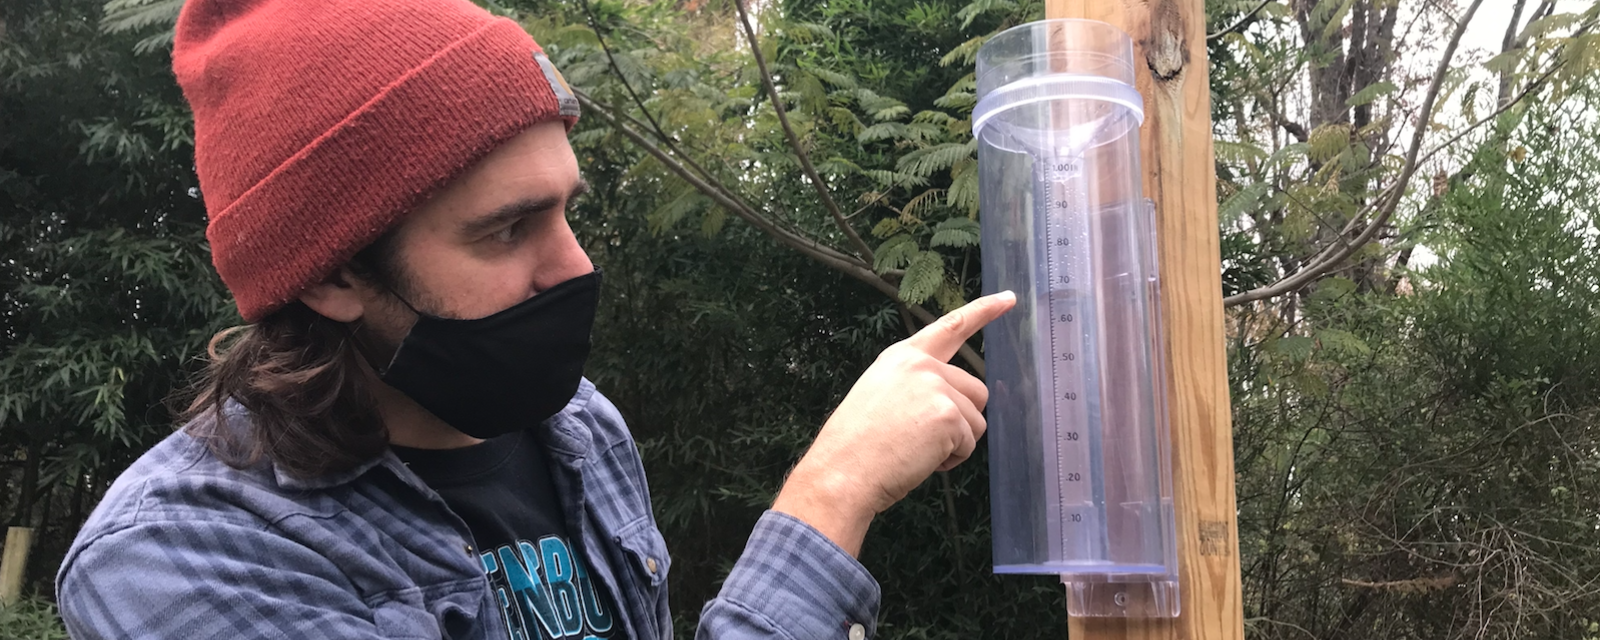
[1209,0,1275,41]
[576,0,674,156]
[1262,99,1309,143]
[578,91,988,374]
[590,92,819,240]
[577,91,864,272]
[1413,57,1562,169]
[732,0,876,264]
[570,5,769,233]
[1223,0,1487,308]
[1342,572,1463,593]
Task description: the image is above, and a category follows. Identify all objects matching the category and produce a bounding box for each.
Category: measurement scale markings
[1042,156,1095,562]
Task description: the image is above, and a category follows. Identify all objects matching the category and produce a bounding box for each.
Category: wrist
[771,461,876,557]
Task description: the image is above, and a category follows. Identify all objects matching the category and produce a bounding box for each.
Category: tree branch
[576,0,674,158]
[571,4,771,234]
[1208,0,1275,41]
[1262,99,1309,143]
[578,91,864,271]
[1223,0,1487,308]
[732,0,876,264]
[1414,14,1595,171]
[578,91,987,374]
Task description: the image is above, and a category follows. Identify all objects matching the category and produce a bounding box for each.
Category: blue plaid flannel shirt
[56,379,881,639]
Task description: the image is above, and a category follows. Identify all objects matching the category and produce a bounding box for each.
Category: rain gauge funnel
[975,19,1180,618]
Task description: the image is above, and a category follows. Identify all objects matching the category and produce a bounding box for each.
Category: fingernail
[998,290,1016,303]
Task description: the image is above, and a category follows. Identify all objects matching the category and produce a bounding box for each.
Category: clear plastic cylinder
[975,19,1179,618]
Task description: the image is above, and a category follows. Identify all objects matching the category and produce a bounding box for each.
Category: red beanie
[174,0,580,321]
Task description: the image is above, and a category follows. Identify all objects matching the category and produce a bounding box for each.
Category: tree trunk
[13,441,40,528]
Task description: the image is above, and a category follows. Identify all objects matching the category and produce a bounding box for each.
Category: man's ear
[298,266,369,323]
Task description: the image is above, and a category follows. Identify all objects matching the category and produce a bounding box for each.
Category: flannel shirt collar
[268,378,600,491]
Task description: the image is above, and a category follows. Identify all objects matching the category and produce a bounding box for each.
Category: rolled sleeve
[697,510,880,640]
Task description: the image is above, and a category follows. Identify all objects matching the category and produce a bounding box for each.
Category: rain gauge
[974,19,1180,618]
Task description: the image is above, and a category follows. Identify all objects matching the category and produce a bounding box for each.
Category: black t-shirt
[394,430,623,640]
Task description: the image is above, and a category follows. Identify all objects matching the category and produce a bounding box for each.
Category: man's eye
[492,224,518,244]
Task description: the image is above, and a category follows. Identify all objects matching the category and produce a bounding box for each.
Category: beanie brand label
[535,53,581,118]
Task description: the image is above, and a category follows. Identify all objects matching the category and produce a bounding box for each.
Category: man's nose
[532,224,594,292]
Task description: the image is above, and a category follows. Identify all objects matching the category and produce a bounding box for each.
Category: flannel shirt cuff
[716,509,880,639]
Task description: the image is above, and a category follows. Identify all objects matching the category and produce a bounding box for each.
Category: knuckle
[937,310,968,335]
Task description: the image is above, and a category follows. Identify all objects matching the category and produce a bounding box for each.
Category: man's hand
[772,291,1016,556]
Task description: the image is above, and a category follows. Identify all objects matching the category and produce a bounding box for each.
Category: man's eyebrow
[458,179,590,238]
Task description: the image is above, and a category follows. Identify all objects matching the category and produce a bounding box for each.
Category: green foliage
[0,597,70,640]
[1,0,227,602]
[897,250,945,304]
[1345,80,1397,107]
[10,0,1600,638]
[1230,83,1600,638]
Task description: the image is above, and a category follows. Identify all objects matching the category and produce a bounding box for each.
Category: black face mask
[379,270,601,439]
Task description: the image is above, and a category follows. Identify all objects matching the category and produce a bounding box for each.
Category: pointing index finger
[904,291,1017,362]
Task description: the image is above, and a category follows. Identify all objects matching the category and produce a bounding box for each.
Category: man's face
[352,120,593,347]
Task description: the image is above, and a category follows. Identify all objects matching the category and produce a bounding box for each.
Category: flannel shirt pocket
[615,517,672,588]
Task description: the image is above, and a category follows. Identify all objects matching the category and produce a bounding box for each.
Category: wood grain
[1043,0,1244,638]
[0,526,34,605]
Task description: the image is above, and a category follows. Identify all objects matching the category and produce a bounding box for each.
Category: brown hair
[178,235,404,480]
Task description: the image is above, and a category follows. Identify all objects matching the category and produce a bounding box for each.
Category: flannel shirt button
[465,544,474,556]
[848,623,866,640]
[646,557,659,574]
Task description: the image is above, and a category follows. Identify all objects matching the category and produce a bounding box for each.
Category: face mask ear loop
[385,285,426,319]
[346,320,397,378]
[341,282,426,379]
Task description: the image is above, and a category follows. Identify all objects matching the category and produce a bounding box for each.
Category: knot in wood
[1144,0,1189,82]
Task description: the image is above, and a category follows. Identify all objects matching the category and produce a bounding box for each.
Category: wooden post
[0,527,35,606]
[1045,0,1243,638]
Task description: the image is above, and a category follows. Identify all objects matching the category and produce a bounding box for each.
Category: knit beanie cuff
[206,18,575,321]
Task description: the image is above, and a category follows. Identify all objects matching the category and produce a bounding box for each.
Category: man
[55,0,1014,638]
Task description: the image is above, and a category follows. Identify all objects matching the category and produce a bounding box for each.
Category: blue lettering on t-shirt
[481,536,616,639]
[574,549,614,633]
